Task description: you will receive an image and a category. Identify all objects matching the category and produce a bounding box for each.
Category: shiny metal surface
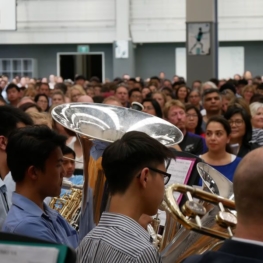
[197,162,233,199]
[51,103,183,146]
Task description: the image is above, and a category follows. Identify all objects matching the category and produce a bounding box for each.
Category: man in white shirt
[183,147,263,263]
[0,105,33,227]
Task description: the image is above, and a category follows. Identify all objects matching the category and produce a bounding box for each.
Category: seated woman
[185,104,205,137]
[250,102,263,145]
[200,116,242,182]
[224,105,259,157]
[142,98,163,118]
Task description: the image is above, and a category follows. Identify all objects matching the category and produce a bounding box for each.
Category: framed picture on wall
[187,23,210,56]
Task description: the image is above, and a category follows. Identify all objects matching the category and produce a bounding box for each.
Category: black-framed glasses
[137,167,171,185]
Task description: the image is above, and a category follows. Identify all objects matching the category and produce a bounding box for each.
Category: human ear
[139,167,150,189]
[0,136,7,151]
[27,166,38,181]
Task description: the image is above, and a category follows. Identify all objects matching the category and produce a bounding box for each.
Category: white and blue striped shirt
[77,212,162,263]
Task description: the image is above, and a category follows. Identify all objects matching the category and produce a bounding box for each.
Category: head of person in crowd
[219,82,236,95]
[70,85,86,102]
[218,79,227,88]
[34,94,49,112]
[152,91,167,111]
[163,79,172,89]
[6,83,21,107]
[241,85,256,104]
[250,94,263,104]
[202,89,222,117]
[191,80,202,91]
[141,87,151,99]
[102,131,174,217]
[52,90,65,106]
[19,102,42,114]
[54,83,67,96]
[200,81,217,94]
[129,88,142,104]
[253,76,262,85]
[93,85,102,96]
[134,80,144,90]
[185,104,204,136]
[103,96,122,107]
[256,83,263,96]
[38,82,50,97]
[86,87,95,97]
[27,112,52,129]
[224,105,257,157]
[0,106,33,179]
[188,89,201,110]
[75,75,86,87]
[114,83,129,107]
[77,95,94,103]
[229,97,251,116]
[236,79,248,95]
[234,74,242,81]
[142,98,162,118]
[164,100,187,133]
[127,78,136,90]
[175,85,189,104]
[209,78,219,88]
[250,102,263,129]
[221,89,236,114]
[205,116,232,155]
[243,71,253,83]
[148,81,158,93]
[159,72,165,80]
[24,86,37,101]
[62,146,76,178]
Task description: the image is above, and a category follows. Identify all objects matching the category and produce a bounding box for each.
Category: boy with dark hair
[2,125,78,248]
[6,83,21,107]
[77,131,174,263]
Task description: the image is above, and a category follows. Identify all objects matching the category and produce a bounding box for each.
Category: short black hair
[237,79,248,86]
[209,78,219,87]
[128,88,141,98]
[6,83,20,93]
[256,83,263,91]
[219,82,236,94]
[7,125,66,183]
[142,98,163,118]
[102,131,174,194]
[150,76,160,83]
[202,88,221,99]
[0,106,33,137]
[54,83,67,94]
[62,145,76,159]
[90,76,101,83]
[75,75,86,81]
[40,82,50,89]
[34,93,49,103]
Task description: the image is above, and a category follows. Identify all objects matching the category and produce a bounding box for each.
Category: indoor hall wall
[130,0,263,43]
[0,0,116,44]
[0,44,113,79]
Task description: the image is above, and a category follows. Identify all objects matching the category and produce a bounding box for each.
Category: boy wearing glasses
[77,131,174,263]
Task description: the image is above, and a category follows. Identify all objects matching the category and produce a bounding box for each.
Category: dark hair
[19,102,42,113]
[92,96,104,103]
[34,94,49,111]
[102,131,174,194]
[175,85,190,103]
[257,83,263,91]
[54,83,67,94]
[128,78,136,83]
[7,125,66,183]
[224,106,252,147]
[162,87,173,95]
[62,145,76,159]
[250,94,263,104]
[40,82,50,89]
[75,75,86,81]
[142,98,163,118]
[185,104,203,135]
[90,76,100,83]
[202,88,221,102]
[219,82,236,94]
[0,105,33,137]
[128,88,141,98]
[6,83,20,93]
[150,76,160,83]
[206,116,232,153]
[237,79,248,86]
[209,78,219,87]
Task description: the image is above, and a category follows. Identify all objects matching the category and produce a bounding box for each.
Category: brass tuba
[51,103,183,227]
[160,162,236,263]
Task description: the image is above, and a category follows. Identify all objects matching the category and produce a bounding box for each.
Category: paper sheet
[0,244,59,263]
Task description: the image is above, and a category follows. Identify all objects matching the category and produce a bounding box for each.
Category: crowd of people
[1,70,263,262]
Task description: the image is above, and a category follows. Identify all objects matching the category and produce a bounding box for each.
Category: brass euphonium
[51,103,183,229]
[161,162,236,263]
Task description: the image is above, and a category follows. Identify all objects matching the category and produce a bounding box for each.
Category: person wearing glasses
[224,105,259,158]
[77,131,174,263]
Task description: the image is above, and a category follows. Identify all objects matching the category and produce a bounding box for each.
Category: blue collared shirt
[2,193,79,249]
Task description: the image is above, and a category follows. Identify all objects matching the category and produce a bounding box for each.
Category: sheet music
[158,157,195,225]
[0,244,59,263]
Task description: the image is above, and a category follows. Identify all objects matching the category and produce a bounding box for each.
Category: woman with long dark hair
[142,98,163,118]
[185,104,204,137]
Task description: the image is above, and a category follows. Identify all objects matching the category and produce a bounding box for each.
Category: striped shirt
[77,212,162,263]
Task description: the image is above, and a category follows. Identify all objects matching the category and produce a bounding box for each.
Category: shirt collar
[12,192,58,221]
[0,178,5,188]
[99,212,152,243]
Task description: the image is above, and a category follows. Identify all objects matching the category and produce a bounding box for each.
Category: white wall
[1,0,263,44]
[0,0,116,44]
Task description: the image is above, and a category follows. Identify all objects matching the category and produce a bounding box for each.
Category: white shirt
[3,172,14,206]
